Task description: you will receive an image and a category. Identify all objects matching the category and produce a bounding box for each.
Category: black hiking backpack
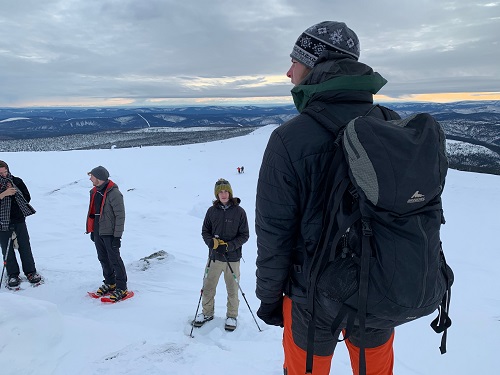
[302,105,453,375]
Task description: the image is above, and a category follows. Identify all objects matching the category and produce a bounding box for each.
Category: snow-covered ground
[0,125,499,374]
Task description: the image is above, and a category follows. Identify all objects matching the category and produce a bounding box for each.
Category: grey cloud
[0,0,499,107]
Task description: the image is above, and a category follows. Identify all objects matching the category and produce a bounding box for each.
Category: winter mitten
[257,297,284,327]
[90,232,95,242]
[112,237,121,249]
[212,238,220,250]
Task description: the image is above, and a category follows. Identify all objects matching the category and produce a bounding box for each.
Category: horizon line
[1,92,500,109]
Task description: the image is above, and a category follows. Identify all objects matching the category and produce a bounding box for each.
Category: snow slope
[0,125,499,374]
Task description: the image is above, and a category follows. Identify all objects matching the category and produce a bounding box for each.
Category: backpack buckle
[293,264,303,273]
[334,130,344,147]
[361,220,372,236]
[348,184,359,200]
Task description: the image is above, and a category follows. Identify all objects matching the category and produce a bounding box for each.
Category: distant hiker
[240,166,244,173]
[255,22,403,374]
[195,178,249,331]
[0,160,42,288]
[86,166,128,302]
[237,167,241,174]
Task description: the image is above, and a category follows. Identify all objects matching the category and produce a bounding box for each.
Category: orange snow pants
[282,296,394,375]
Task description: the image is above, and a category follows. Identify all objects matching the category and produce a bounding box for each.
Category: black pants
[0,222,37,277]
[291,298,394,356]
[94,234,127,290]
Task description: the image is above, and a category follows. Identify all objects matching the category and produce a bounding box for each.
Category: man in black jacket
[255,21,398,375]
[0,160,42,289]
[196,178,249,331]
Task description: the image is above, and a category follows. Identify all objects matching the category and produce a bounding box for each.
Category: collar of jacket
[92,180,115,194]
[291,73,387,113]
[213,197,241,207]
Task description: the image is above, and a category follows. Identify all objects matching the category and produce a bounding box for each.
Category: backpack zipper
[416,215,429,306]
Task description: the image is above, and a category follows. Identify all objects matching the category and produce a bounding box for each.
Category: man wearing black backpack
[255,21,401,375]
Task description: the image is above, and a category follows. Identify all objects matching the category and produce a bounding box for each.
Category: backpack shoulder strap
[302,102,364,374]
[301,102,346,139]
[367,104,401,120]
[303,102,400,133]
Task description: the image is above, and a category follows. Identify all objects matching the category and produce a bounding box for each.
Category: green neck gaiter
[291,73,387,113]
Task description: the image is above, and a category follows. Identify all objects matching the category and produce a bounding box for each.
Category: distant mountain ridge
[0,106,298,139]
[1,101,500,175]
[1,101,500,139]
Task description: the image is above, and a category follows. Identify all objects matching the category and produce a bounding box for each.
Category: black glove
[215,243,228,255]
[257,297,284,327]
[112,237,121,249]
[90,232,95,242]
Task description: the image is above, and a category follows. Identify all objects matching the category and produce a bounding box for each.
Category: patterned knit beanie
[214,178,233,198]
[290,21,360,69]
[88,166,109,181]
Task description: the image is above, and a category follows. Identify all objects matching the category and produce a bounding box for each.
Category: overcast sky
[1,0,499,107]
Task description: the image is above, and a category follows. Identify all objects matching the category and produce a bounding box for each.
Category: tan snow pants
[202,259,240,318]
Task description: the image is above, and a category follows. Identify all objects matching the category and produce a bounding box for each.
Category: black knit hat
[88,166,109,181]
[290,21,360,69]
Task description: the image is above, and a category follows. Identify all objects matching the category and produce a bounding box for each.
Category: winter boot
[96,282,116,296]
[27,272,42,284]
[225,317,237,332]
[109,289,128,302]
[192,313,214,327]
[7,275,21,289]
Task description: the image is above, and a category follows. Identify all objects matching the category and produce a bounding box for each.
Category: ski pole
[223,253,262,332]
[189,257,212,338]
[0,234,13,289]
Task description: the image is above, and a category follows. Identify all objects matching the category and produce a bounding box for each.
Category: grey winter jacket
[202,198,249,262]
[255,53,400,305]
[87,181,125,238]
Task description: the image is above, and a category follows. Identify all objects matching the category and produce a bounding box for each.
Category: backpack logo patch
[407,191,425,204]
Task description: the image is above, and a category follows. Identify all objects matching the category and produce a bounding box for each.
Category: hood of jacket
[212,196,241,207]
[291,51,387,113]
